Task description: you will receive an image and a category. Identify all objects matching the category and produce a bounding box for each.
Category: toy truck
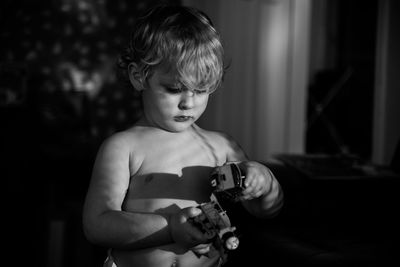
[210,163,246,202]
[190,194,239,263]
[190,163,246,264]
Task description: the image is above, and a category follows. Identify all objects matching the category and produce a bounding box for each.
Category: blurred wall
[183,0,311,161]
[373,0,400,165]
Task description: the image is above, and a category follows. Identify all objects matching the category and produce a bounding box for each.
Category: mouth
[174,116,193,122]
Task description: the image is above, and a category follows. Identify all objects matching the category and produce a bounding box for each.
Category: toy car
[190,194,239,263]
[210,163,246,202]
[190,163,246,264]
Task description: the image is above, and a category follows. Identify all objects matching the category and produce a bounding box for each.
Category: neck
[135,116,198,135]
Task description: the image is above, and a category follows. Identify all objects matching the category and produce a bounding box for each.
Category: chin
[163,122,195,133]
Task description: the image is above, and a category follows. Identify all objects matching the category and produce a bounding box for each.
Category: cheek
[142,92,177,113]
[196,96,209,113]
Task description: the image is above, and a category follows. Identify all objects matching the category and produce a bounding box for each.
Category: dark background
[306,0,377,159]
[1,0,397,266]
[1,0,177,266]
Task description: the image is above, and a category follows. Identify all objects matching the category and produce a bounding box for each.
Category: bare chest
[124,167,214,212]
[123,143,224,212]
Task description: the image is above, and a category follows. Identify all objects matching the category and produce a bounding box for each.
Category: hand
[191,243,212,256]
[238,161,274,200]
[169,207,211,249]
[237,161,284,218]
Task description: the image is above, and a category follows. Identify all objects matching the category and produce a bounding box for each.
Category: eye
[165,87,182,94]
[194,89,208,95]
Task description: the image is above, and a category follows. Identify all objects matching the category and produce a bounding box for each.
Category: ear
[128,63,145,91]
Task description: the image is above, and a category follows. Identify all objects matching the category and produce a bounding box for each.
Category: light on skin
[133,65,210,133]
[82,63,283,267]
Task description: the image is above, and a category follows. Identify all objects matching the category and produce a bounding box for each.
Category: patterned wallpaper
[0,0,179,151]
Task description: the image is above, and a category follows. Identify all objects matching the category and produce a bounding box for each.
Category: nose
[178,90,195,110]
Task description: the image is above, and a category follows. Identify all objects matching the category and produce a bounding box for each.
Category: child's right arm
[83,204,207,250]
[82,134,209,251]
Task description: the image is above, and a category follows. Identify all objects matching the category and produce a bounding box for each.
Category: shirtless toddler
[82,5,283,267]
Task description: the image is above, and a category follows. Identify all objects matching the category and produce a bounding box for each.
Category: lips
[174,116,193,122]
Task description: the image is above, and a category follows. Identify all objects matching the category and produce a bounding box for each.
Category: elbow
[262,178,285,218]
[251,199,284,219]
[82,210,107,246]
[247,186,285,219]
[264,186,285,218]
[83,225,96,245]
[260,196,284,219]
[82,215,98,244]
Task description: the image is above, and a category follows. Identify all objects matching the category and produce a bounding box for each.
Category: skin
[82,66,284,267]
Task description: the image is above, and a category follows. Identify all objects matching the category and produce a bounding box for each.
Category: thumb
[186,206,202,218]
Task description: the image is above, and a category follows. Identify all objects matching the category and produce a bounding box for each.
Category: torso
[113,124,229,267]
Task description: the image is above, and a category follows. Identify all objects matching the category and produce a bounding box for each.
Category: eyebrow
[160,81,180,88]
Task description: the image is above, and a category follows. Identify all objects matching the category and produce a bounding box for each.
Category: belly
[112,244,220,267]
[116,167,220,266]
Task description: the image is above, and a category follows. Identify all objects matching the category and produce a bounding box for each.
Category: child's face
[141,67,210,132]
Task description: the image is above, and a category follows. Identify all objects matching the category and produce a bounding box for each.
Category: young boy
[83,5,283,267]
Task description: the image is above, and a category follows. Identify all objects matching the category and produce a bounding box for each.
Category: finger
[192,243,211,250]
[188,219,211,242]
[242,184,264,200]
[244,173,255,188]
[252,187,264,198]
[243,177,259,194]
[194,246,210,255]
[192,243,211,254]
[187,207,202,218]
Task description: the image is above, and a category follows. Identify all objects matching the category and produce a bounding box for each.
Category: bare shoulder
[101,129,135,149]
[196,127,231,145]
[98,131,136,161]
[95,127,148,175]
[101,125,153,150]
[194,125,247,162]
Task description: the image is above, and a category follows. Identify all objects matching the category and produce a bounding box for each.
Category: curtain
[183,0,311,160]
